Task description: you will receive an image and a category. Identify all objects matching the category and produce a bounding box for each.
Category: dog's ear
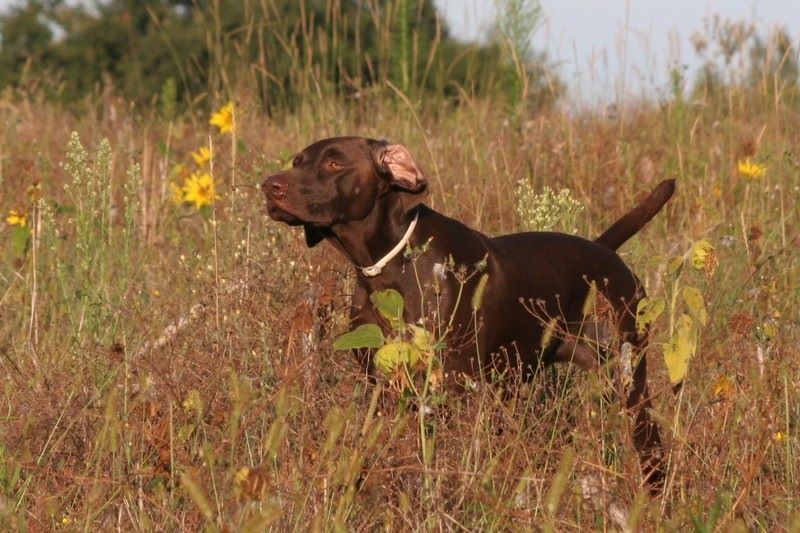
[377,143,428,212]
[303,225,326,248]
[378,144,427,192]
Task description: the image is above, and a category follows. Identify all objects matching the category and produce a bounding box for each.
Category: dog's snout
[263,176,288,199]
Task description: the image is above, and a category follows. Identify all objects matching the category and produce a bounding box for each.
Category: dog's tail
[595,179,675,250]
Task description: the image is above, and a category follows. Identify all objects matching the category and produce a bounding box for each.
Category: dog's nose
[263,176,287,199]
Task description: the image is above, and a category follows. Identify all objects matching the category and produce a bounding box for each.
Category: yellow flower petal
[737,158,766,179]
[209,102,235,134]
[191,146,212,166]
[170,182,185,205]
[6,209,26,227]
[182,172,218,209]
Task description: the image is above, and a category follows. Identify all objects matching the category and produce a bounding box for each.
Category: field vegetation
[1,1,798,530]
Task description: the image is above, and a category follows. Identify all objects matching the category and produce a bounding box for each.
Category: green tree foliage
[0,0,560,111]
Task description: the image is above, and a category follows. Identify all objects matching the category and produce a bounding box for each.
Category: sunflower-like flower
[737,158,766,179]
[210,102,235,134]
[182,172,218,209]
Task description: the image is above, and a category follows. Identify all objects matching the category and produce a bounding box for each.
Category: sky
[435,0,800,107]
[1,0,797,107]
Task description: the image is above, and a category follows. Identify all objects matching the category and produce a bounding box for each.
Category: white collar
[360,209,419,277]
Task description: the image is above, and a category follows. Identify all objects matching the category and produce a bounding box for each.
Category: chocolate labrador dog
[263,136,674,490]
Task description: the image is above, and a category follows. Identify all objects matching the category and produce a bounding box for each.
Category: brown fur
[263,136,675,491]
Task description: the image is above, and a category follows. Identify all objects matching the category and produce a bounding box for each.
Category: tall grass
[1,8,799,531]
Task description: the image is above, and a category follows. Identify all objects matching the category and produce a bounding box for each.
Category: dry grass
[1,42,800,531]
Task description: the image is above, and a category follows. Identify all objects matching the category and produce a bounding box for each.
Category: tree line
[0,0,560,112]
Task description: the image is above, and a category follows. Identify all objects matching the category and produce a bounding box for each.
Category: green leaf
[10,225,31,256]
[667,255,685,275]
[635,296,665,334]
[374,341,418,376]
[663,314,696,384]
[333,324,384,350]
[370,289,405,330]
[682,286,708,326]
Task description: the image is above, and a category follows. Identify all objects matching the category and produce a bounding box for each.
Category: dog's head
[262,136,427,247]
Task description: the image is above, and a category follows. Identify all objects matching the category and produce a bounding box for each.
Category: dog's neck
[329,194,419,276]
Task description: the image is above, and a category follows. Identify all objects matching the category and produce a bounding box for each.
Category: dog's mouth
[266,197,338,229]
[265,198,306,226]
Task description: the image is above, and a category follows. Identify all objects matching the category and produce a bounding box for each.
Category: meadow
[1,10,800,532]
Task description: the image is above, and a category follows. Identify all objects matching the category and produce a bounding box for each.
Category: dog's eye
[327,160,343,171]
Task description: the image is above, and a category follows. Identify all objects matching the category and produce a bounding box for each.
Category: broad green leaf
[667,255,685,275]
[374,341,418,376]
[471,273,490,311]
[682,286,707,326]
[636,296,665,334]
[370,289,404,330]
[333,324,384,350]
[663,313,696,384]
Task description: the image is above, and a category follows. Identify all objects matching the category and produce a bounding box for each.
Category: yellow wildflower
[210,102,235,134]
[182,173,218,209]
[170,182,185,205]
[6,209,26,227]
[775,432,786,444]
[191,146,212,166]
[737,158,766,179]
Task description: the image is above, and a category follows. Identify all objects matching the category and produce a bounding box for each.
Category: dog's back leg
[606,277,666,493]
